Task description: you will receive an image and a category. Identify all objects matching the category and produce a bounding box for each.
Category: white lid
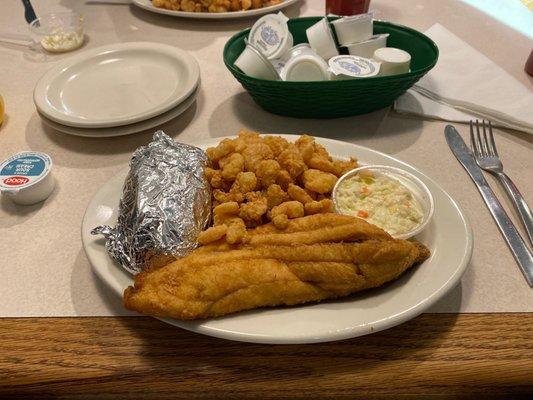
[235,41,280,80]
[346,33,389,47]
[328,55,381,78]
[282,54,330,81]
[0,151,52,192]
[248,12,292,60]
[373,47,411,64]
[331,12,373,25]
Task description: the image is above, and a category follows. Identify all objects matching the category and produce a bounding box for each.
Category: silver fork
[470,120,533,246]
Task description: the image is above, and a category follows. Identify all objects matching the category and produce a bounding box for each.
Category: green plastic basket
[223,17,438,119]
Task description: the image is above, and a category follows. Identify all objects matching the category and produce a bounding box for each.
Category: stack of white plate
[34,42,200,137]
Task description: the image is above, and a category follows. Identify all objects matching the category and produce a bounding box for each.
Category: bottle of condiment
[326,0,370,16]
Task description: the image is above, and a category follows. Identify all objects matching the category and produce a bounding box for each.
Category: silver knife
[445,125,533,287]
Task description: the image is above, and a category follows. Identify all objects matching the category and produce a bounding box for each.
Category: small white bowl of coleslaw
[332,165,434,239]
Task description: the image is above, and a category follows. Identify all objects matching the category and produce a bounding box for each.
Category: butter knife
[445,125,533,287]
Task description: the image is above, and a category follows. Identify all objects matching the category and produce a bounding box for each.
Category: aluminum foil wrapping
[91,131,211,274]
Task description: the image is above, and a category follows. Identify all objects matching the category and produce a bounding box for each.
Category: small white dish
[281,53,330,81]
[373,47,411,76]
[329,55,381,79]
[38,85,199,138]
[132,0,300,20]
[29,11,84,53]
[248,12,293,60]
[332,165,435,239]
[34,42,200,128]
[0,151,55,205]
[331,13,373,46]
[287,43,314,58]
[306,17,339,61]
[82,135,472,344]
[235,42,280,80]
[344,33,389,58]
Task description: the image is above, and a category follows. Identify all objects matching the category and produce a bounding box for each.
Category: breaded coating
[241,143,274,172]
[239,196,268,222]
[204,134,344,227]
[204,167,224,189]
[271,214,289,229]
[302,169,337,194]
[124,214,430,320]
[263,135,289,156]
[256,159,281,188]
[305,199,334,215]
[333,157,359,177]
[206,139,235,166]
[213,189,244,204]
[277,145,307,178]
[197,225,227,245]
[226,219,247,244]
[231,172,258,194]
[153,0,282,14]
[213,201,240,216]
[307,154,338,175]
[275,169,293,190]
[265,184,289,209]
[287,183,314,204]
[219,153,244,181]
[269,201,305,220]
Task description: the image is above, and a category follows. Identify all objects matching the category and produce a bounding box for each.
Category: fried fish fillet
[124,214,430,320]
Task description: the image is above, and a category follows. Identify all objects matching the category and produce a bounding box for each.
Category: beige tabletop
[0,0,531,317]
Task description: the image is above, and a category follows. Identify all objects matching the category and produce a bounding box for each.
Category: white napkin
[394,24,533,135]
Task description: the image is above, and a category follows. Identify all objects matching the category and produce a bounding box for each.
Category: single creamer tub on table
[0,151,55,205]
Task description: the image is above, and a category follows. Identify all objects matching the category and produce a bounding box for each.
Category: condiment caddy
[234,12,413,82]
[223,16,438,118]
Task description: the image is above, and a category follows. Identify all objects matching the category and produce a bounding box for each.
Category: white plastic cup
[0,151,55,205]
[286,43,315,59]
[344,34,389,58]
[328,55,381,79]
[331,13,373,46]
[248,11,293,60]
[235,42,280,80]
[306,17,339,61]
[373,47,411,76]
[281,52,331,81]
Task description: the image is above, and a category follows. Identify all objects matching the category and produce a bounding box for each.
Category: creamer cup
[331,13,373,46]
[344,34,389,58]
[287,43,315,59]
[306,17,339,61]
[281,52,331,81]
[373,47,411,76]
[0,151,55,205]
[328,55,381,79]
[248,12,293,60]
[235,41,280,80]
[270,58,286,74]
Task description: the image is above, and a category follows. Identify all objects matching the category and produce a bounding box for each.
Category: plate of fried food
[133,0,300,19]
[82,131,472,344]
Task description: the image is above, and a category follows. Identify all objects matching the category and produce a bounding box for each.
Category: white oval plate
[82,135,472,344]
[133,0,300,19]
[34,42,200,128]
[38,85,199,138]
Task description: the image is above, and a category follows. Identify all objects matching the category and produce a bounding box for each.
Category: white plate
[34,42,200,128]
[82,135,472,344]
[133,0,300,19]
[38,85,199,138]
